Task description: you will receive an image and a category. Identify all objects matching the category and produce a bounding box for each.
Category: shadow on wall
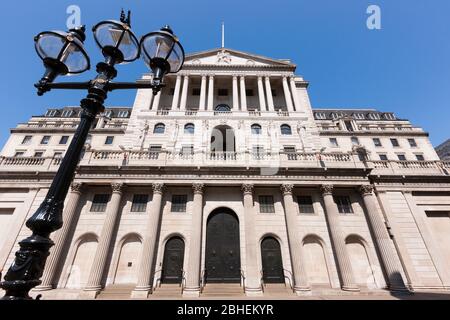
[389,272,450,300]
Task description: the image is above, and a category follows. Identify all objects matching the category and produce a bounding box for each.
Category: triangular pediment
[184,48,295,68]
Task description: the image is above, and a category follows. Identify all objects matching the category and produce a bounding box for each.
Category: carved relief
[192,183,204,194]
[320,184,334,195]
[111,183,124,193]
[359,185,374,196]
[217,49,232,64]
[70,182,83,193]
[280,184,294,195]
[152,183,165,194]
[241,183,254,195]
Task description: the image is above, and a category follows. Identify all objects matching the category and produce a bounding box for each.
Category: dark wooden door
[205,210,241,283]
[161,237,185,284]
[261,237,284,283]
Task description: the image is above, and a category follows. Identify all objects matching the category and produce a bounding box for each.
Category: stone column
[281,184,311,294]
[241,184,263,295]
[264,76,275,111]
[289,76,301,112]
[232,75,239,110]
[359,185,407,291]
[171,75,182,110]
[184,183,204,296]
[83,183,124,298]
[36,183,84,290]
[320,184,359,291]
[199,75,207,110]
[207,75,214,110]
[282,76,294,112]
[240,76,247,111]
[151,91,161,110]
[257,76,267,111]
[132,183,165,298]
[179,75,189,111]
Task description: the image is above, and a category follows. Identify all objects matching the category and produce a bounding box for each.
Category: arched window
[184,123,195,134]
[251,124,262,135]
[153,123,165,134]
[280,124,292,135]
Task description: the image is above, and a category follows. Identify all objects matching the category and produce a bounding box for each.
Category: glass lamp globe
[92,20,140,64]
[140,26,185,81]
[34,26,90,75]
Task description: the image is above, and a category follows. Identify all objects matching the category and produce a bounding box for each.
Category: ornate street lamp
[0,10,184,300]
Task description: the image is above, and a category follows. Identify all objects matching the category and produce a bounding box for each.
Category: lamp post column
[83,183,125,298]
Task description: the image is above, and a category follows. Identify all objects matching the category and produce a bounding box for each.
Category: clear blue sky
[1,0,449,146]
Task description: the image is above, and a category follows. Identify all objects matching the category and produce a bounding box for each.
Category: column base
[131,288,151,299]
[183,287,201,297]
[294,286,312,296]
[34,284,54,291]
[81,289,101,299]
[245,287,263,297]
[341,285,360,292]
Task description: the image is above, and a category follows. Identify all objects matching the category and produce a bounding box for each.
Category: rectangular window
[192,88,201,96]
[397,154,407,161]
[298,196,314,214]
[59,136,69,145]
[334,196,354,214]
[252,145,265,160]
[34,152,43,158]
[21,135,32,145]
[351,137,359,145]
[390,138,400,147]
[131,194,149,213]
[259,195,275,213]
[149,145,162,151]
[379,154,388,161]
[415,154,425,161]
[284,146,297,160]
[105,136,114,145]
[14,151,24,157]
[271,89,277,96]
[329,138,339,147]
[181,145,194,155]
[408,138,417,147]
[171,195,187,212]
[218,89,228,96]
[40,136,50,145]
[373,138,382,147]
[53,152,63,158]
[344,121,354,132]
[246,89,254,96]
[90,194,110,212]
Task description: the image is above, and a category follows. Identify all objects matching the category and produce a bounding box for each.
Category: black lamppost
[0,10,184,300]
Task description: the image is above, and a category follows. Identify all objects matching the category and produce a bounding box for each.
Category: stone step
[96,284,134,300]
[201,284,244,297]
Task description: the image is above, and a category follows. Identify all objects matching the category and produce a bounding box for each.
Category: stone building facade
[436,139,450,161]
[0,48,450,299]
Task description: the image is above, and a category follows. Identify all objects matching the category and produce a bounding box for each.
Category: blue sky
[1,0,449,146]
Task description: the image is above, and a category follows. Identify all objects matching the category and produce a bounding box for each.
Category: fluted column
[232,75,239,110]
[36,183,84,290]
[264,76,275,111]
[289,76,301,112]
[184,183,204,296]
[207,75,214,110]
[320,184,359,291]
[151,91,161,110]
[242,184,263,295]
[359,185,407,291]
[171,75,182,110]
[199,75,207,110]
[281,184,311,294]
[179,75,189,111]
[257,76,267,111]
[83,183,124,298]
[240,76,247,111]
[132,183,165,298]
[282,76,294,112]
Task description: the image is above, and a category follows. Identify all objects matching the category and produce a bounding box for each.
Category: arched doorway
[261,237,284,283]
[66,234,98,289]
[210,125,236,160]
[205,208,241,283]
[113,235,142,284]
[161,236,185,284]
[346,235,377,288]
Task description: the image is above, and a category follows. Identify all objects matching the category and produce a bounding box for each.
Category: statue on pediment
[217,49,231,64]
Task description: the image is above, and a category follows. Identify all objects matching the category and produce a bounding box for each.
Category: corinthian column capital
[359,185,375,196]
[192,183,204,194]
[320,184,334,196]
[241,184,254,195]
[111,183,124,193]
[152,183,165,194]
[70,182,84,193]
[281,184,294,196]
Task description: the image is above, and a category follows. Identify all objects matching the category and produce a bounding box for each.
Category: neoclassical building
[1,48,450,299]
